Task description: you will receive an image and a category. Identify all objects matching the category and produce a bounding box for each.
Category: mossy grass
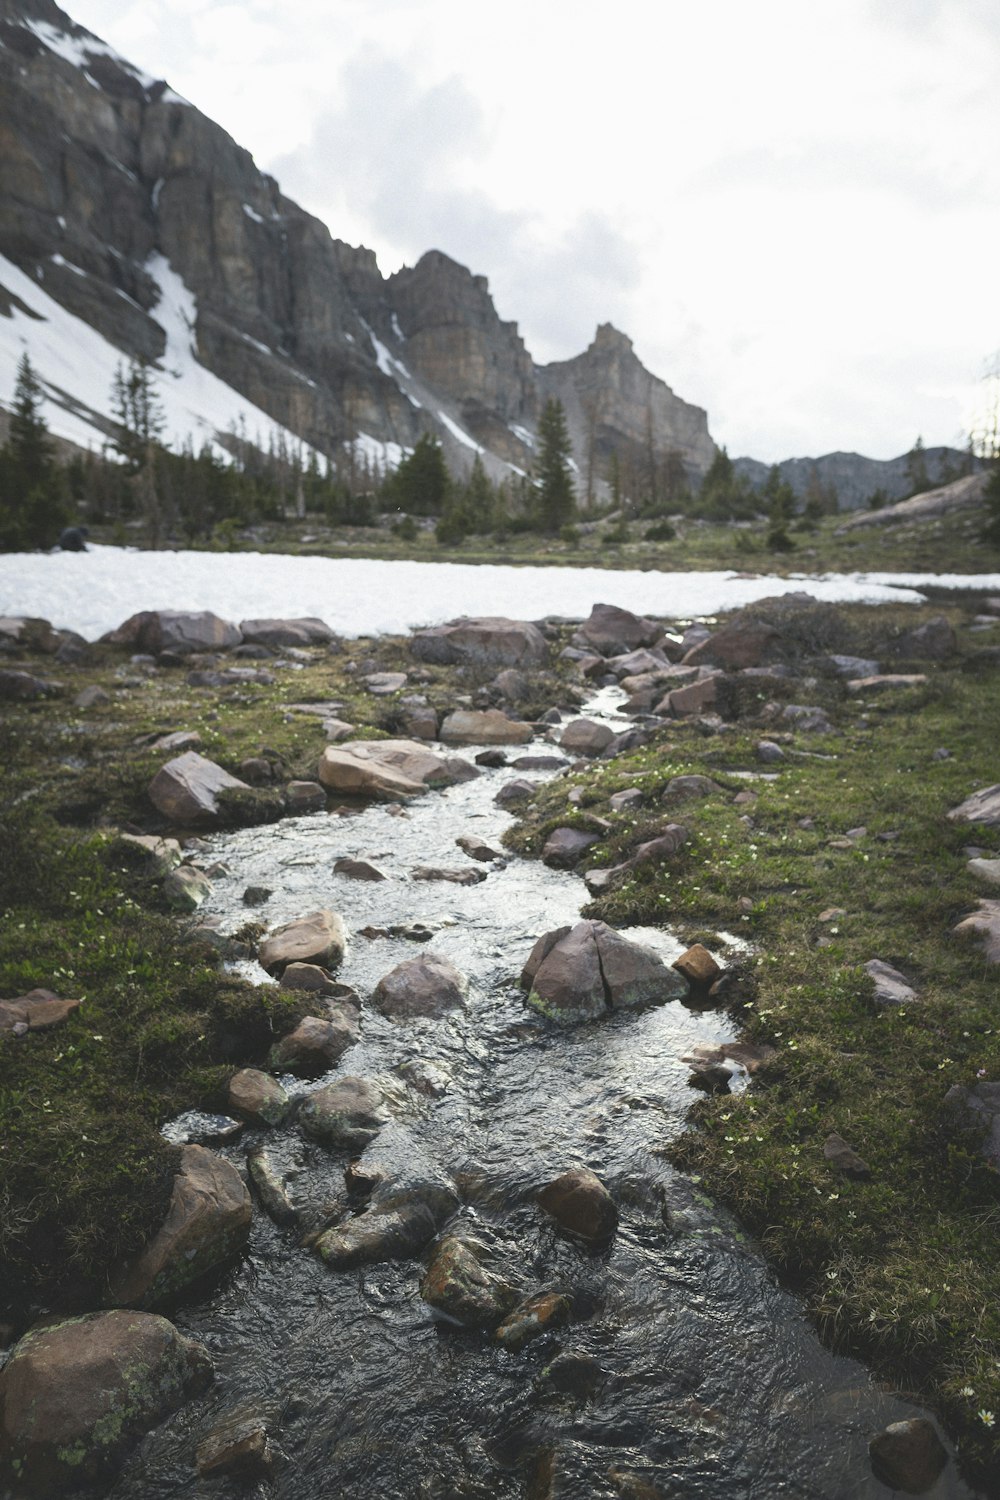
[506,599,1000,1484]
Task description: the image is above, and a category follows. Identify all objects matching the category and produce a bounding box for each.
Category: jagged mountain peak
[0,0,716,494]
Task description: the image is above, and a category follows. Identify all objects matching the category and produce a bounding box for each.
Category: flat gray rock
[864,958,918,1005]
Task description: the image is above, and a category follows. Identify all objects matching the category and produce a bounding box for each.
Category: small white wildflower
[959,1386,975,1398]
[978,1410,995,1428]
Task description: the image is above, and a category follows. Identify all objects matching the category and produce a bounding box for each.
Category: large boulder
[439,709,533,746]
[239,617,335,647]
[559,718,615,756]
[103,610,241,655]
[410,616,548,666]
[107,1146,252,1308]
[0,1310,213,1495]
[318,740,478,801]
[258,910,347,976]
[372,954,469,1020]
[520,920,684,1024]
[574,603,661,656]
[148,751,250,825]
[887,616,956,661]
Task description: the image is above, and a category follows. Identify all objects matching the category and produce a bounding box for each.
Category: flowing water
[109,693,978,1500]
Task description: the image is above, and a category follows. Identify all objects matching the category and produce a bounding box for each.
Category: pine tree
[536,398,575,532]
[904,435,930,497]
[383,433,450,516]
[0,354,68,549]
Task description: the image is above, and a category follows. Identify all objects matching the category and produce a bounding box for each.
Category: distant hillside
[733,447,976,512]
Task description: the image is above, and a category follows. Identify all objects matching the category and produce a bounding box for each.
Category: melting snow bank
[1,547,998,642]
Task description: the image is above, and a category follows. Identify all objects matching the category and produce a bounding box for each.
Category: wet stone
[538,1167,618,1246]
[495,1292,572,1350]
[372,954,469,1020]
[420,1235,520,1329]
[227,1068,290,1127]
[869,1418,947,1494]
[298,1076,389,1150]
[268,1010,360,1077]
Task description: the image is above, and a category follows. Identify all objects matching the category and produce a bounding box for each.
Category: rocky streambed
[2,600,994,1499]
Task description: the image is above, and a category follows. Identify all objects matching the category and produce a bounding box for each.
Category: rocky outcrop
[539,324,715,494]
[0,1310,212,1495]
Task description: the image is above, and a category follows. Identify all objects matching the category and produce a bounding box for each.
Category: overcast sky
[67,0,1000,462]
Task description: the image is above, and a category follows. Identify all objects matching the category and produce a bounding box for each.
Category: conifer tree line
[0,353,995,551]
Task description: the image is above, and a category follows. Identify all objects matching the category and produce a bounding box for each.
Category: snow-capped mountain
[0,0,716,489]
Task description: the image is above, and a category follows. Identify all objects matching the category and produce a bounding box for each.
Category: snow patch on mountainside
[23,16,160,93]
[0,249,323,463]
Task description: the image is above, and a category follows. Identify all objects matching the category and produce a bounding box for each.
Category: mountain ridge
[0,0,715,496]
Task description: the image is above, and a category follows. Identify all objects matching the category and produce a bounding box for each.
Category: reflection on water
[114,705,979,1500]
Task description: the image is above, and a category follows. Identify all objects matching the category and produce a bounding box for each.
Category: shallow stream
[112,693,979,1500]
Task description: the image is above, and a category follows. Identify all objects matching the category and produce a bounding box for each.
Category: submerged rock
[196,1408,275,1480]
[495,1292,572,1350]
[315,1182,458,1269]
[0,1310,213,1496]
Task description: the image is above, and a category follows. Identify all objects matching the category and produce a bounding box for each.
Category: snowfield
[1,547,997,642]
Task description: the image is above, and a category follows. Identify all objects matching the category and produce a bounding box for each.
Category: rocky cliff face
[540,324,716,500]
[0,0,716,490]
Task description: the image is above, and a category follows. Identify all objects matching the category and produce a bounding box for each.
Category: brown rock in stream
[538,1167,618,1245]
